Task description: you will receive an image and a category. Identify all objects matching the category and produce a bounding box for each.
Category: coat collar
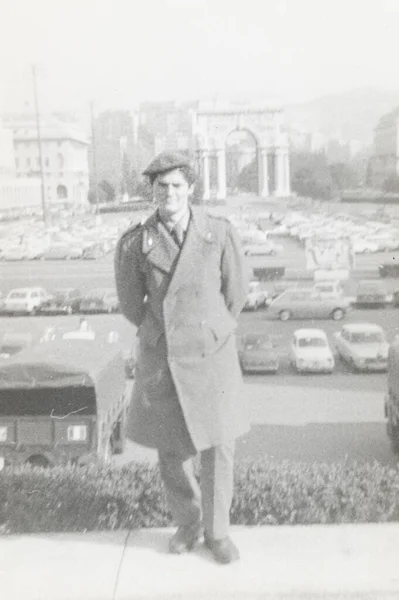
[142,207,214,276]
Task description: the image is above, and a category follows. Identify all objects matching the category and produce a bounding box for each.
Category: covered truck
[0,339,129,468]
[385,336,399,454]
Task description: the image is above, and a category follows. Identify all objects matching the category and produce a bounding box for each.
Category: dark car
[238,333,279,374]
[37,288,82,315]
[356,280,388,308]
[393,289,399,307]
[79,288,120,314]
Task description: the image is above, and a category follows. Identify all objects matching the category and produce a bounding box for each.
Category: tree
[329,162,358,191]
[99,180,116,202]
[290,152,334,200]
[236,159,258,193]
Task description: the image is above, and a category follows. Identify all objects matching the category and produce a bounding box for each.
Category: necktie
[172,222,184,247]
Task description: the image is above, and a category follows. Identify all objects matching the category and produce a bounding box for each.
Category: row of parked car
[244,279,399,316]
[238,323,390,375]
[0,215,134,262]
[268,208,399,253]
[0,287,120,316]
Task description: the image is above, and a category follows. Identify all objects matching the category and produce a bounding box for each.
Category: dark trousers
[158,442,235,540]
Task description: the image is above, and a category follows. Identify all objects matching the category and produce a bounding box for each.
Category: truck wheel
[27,454,49,468]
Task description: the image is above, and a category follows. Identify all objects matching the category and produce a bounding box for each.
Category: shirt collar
[157,208,191,233]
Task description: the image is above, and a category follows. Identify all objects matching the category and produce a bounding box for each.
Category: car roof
[342,323,384,333]
[294,328,327,338]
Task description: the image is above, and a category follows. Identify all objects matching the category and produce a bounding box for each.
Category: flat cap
[143,150,192,177]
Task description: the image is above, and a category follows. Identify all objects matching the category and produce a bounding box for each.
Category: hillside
[284,87,399,146]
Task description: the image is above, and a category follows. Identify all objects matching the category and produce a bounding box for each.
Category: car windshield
[351,332,385,343]
[8,292,27,299]
[298,337,327,348]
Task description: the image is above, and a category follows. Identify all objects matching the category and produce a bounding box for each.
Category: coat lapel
[142,212,180,274]
[167,207,214,295]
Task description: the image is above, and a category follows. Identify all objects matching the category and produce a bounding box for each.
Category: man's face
[154,169,193,220]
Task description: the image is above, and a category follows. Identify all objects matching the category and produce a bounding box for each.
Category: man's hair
[149,165,197,187]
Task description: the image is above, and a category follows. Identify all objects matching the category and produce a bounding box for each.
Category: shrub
[1,458,399,534]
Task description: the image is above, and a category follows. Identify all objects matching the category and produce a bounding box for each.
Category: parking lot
[1,200,399,465]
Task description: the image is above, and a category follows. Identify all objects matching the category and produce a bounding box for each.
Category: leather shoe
[169,523,202,554]
[204,533,240,564]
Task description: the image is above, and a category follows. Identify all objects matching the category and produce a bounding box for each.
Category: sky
[0,0,398,115]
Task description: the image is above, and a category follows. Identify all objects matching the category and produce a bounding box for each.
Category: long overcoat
[114,206,250,456]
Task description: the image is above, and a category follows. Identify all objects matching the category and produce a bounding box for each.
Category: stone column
[283,150,291,196]
[202,150,210,201]
[258,147,269,197]
[216,148,226,200]
[274,149,285,197]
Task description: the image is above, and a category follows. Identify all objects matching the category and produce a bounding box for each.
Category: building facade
[0,117,41,213]
[369,107,399,188]
[4,115,89,210]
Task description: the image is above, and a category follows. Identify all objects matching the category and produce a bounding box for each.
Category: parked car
[0,245,26,261]
[243,241,283,256]
[37,288,82,315]
[268,288,350,321]
[42,243,82,260]
[392,289,399,307]
[82,243,107,260]
[356,280,388,307]
[80,289,120,313]
[243,281,268,311]
[334,323,389,372]
[290,328,334,373]
[238,333,279,374]
[3,287,51,315]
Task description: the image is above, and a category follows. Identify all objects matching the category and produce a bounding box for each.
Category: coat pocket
[203,312,237,353]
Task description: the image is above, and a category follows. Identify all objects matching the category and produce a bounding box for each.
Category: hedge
[1,458,399,534]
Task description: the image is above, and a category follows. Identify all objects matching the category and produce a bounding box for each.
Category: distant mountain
[284,87,399,147]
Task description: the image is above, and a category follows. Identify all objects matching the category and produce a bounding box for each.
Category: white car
[3,287,51,315]
[244,241,283,256]
[290,328,335,373]
[334,323,389,372]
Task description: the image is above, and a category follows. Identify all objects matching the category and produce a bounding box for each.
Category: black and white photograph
[1,0,399,598]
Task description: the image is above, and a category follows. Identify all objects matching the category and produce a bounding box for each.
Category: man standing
[114,151,249,564]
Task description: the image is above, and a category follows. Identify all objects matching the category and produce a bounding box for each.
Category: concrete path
[1,524,399,600]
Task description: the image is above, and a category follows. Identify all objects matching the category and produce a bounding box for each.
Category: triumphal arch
[192,103,290,200]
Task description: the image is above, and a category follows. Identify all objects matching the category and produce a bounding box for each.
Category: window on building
[57,153,64,169]
[26,157,31,167]
[15,158,19,168]
[45,157,50,167]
